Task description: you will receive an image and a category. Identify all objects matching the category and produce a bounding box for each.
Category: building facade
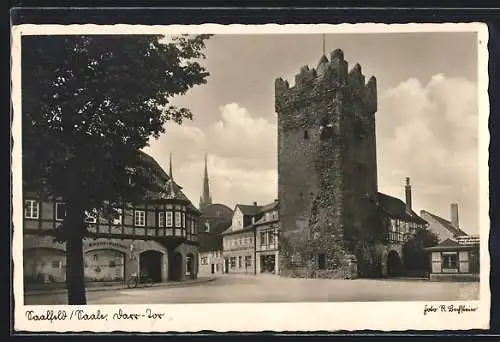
[420,203,468,242]
[425,235,480,281]
[23,152,200,285]
[255,201,280,274]
[221,204,259,274]
[221,201,280,275]
[375,185,429,277]
[197,203,233,276]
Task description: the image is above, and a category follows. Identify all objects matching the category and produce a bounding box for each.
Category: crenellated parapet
[275,49,378,123]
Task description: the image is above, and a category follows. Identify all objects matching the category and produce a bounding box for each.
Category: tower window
[304,130,309,139]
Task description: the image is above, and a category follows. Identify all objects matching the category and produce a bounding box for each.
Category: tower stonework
[276,49,379,278]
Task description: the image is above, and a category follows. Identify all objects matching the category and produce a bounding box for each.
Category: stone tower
[275,49,379,277]
[199,154,213,210]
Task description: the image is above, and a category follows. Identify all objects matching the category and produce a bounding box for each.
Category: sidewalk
[24,277,217,296]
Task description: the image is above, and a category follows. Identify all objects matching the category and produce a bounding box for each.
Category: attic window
[304,130,309,140]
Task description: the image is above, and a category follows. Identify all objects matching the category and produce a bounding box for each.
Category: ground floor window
[442,253,458,269]
[238,256,242,268]
[200,256,208,265]
[260,254,276,273]
[469,250,480,273]
[245,256,252,267]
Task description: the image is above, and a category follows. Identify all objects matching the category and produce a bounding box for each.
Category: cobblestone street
[24,274,480,305]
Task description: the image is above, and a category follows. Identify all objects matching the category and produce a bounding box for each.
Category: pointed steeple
[199,153,213,210]
[169,153,173,179]
[163,152,176,199]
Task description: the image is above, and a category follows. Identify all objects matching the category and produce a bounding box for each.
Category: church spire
[199,153,212,210]
[169,153,173,179]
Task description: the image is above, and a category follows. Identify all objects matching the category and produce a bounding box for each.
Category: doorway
[386,250,404,277]
[186,253,195,278]
[139,250,163,283]
[211,264,215,274]
[168,252,183,281]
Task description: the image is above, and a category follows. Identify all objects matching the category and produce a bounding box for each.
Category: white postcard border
[11,22,491,332]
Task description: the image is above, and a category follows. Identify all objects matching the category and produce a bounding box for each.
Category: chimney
[405,177,412,210]
[451,203,459,228]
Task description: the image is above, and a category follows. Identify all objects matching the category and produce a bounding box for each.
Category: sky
[142,32,480,235]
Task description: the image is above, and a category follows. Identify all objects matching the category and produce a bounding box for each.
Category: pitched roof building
[420,204,469,242]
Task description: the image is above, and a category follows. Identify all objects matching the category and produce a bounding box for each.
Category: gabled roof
[420,210,468,237]
[259,200,279,213]
[235,204,262,216]
[138,151,198,212]
[376,192,427,225]
[424,237,479,252]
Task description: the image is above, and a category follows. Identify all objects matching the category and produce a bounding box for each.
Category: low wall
[429,273,480,282]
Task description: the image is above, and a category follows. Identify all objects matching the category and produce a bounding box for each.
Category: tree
[22,34,212,304]
[402,229,439,272]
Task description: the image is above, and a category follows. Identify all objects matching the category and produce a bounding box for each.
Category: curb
[24,277,217,296]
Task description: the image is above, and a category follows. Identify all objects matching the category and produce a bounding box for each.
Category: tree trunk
[65,206,87,305]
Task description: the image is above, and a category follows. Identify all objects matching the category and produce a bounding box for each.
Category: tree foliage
[402,228,439,271]
[21,34,211,304]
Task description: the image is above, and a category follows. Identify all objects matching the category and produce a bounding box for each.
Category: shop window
[245,256,252,267]
[442,253,458,269]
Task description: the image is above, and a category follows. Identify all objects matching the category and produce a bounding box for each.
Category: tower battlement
[275,49,377,116]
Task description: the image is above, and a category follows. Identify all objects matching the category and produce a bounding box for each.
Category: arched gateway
[386,250,404,277]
